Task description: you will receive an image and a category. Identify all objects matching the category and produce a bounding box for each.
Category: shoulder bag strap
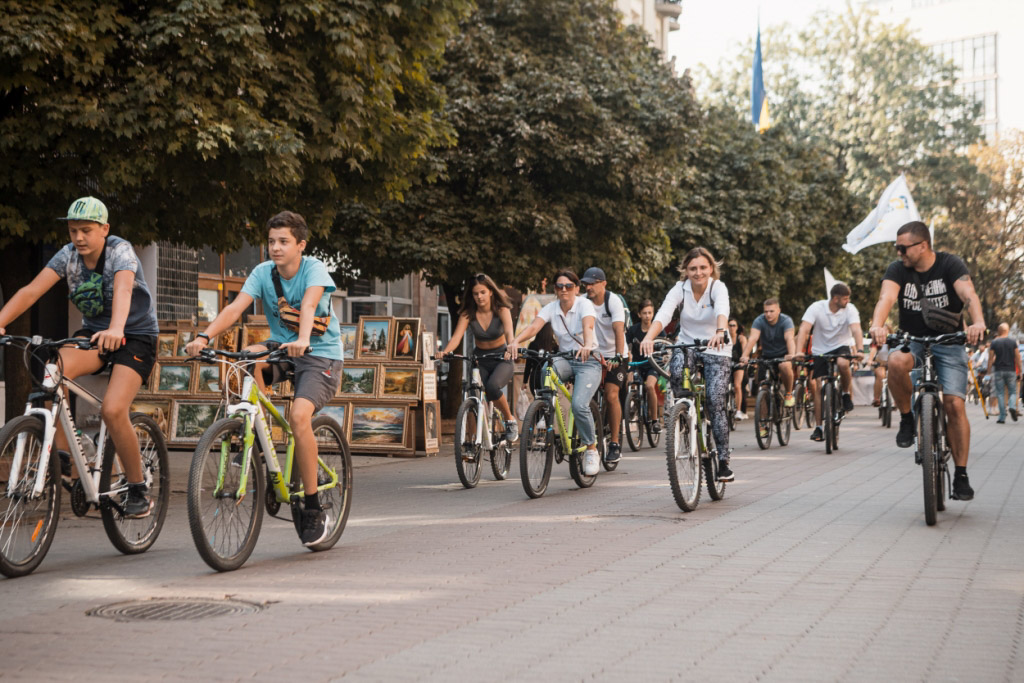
[271,265,287,302]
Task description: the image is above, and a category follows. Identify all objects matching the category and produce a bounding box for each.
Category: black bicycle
[806,353,857,454]
[874,362,894,428]
[887,330,966,526]
[791,360,814,431]
[748,358,792,449]
[623,359,665,451]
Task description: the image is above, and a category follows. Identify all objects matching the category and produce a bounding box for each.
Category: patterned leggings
[670,349,732,461]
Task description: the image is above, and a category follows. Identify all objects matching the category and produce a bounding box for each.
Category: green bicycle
[186,347,352,572]
[518,350,605,498]
[650,340,726,512]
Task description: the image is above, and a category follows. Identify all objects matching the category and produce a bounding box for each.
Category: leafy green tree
[331,0,700,299]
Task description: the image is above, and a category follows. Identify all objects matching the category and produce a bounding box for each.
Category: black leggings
[476,348,514,402]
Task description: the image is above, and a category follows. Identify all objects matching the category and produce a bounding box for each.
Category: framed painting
[130,399,171,436]
[391,318,421,362]
[156,333,177,358]
[348,404,408,450]
[357,317,392,360]
[421,331,435,367]
[339,323,358,361]
[242,325,272,349]
[175,330,196,357]
[380,366,421,399]
[154,362,194,394]
[338,364,378,398]
[170,400,222,443]
[422,400,440,451]
[318,402,350,435]
[194,364,223,395]
[422,371,437,401]
[218,326,241,353]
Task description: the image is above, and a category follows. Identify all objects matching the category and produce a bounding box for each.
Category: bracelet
[197,332,211,342]
[716,328,725,333]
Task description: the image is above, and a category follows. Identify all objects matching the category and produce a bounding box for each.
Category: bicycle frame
[463,366,497,452]
[539,364,582,456]
[667,356,707,457]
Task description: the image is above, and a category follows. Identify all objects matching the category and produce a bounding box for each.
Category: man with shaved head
[988,323,1022,423]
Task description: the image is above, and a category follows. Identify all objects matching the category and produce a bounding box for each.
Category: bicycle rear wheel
[570,399,601,488]
[919,393,939,526]
[823,384,835,454]
[792,383,805,430]
[454,399,483,488]
[624,387,644,452]
[187,417,265,571]
[754,389,773,450]
[726,391,737,431]
[100,414,170,554]
[803,389,815,431]
[703,426,726,501]
[0,416,61,578]
[665,402,700,511]
[291,415,352,552]
[520,400,554,498]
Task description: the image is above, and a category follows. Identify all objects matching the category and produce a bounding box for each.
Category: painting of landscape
[350,406,406,447]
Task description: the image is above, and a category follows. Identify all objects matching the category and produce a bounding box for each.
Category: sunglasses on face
[895,240,925,255]
[554,282,575,290]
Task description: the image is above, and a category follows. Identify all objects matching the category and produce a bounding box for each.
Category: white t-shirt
[802,299,861,355]
[536,296,598,353]
[653,279,732,358]
[589,292,626,357]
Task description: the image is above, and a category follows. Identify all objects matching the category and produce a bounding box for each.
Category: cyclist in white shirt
[795,282,864,442]
[640,247,735,482]
[510,269,603,475]
[581,267,627,464]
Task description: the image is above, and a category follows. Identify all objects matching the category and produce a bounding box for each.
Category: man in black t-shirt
[868,221,986,502]
[988,324,1022,423]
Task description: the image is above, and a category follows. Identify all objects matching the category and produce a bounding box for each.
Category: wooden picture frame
[421,331,435,367]
[391,317,421,362]
[422,400,440,451]
[339,323,358,361]
[170,400,222,443]
[175,329,196,357]
[130,399,171,436]
[154,362,194,394]
[156,333,177,358]
[318,402,350,435]
[348,403,409,450]
[194,364,223,395]
[242,324,272,349]
[338,364,378,399]
[218,326,241,353]
[422,371,437,401]
[357,317,392,360]
[380,365,421,400]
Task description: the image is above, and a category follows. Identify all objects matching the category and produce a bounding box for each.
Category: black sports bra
[469,312,505,343]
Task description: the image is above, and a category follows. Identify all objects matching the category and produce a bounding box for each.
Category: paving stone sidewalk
[1,406,1021,682]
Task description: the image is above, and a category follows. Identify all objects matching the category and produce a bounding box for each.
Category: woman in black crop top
[437,273,519,441]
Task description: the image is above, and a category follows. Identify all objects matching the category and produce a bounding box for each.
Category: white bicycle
[445,352,514,488]
[0,335,169,578]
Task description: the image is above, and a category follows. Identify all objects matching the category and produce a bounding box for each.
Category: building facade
[616,0,682,62]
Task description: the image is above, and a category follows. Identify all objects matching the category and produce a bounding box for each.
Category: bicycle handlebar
[442,351,508,362]
[887,331,967,348]
[0,335,97,350]
[195,347,305,363]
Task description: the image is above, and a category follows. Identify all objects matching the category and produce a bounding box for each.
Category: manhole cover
[87,597,264,622]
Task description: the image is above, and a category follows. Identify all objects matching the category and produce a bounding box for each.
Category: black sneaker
[810,426,824,442]
[651,421,661,434]
[605,442,621,464]
[717,460,734,482]
[1010,408,1019,422]
[951,472,974,501]
[300,507,331,547]
[896,414,915,448]
[123,483,153,519]
[842,393,854,413]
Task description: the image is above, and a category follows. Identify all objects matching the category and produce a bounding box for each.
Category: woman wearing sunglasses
[510,269,602,476]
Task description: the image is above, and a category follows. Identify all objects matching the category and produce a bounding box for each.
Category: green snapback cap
[59,196,108,223]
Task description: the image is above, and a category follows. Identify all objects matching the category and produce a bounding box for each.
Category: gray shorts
[266,354,342,412]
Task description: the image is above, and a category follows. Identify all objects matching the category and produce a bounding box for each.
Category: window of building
[343,275,416,322]
[931,33,997,140]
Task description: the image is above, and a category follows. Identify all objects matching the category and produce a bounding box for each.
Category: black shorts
[812,348,848,379]
[602,361,628,392]
[261,343,342,412]
[76,330,157,382]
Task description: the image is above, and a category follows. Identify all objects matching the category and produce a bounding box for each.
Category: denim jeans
[567,358,602,446]
[993,370,1017,420]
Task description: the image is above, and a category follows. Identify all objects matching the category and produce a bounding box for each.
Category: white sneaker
[735,410,748,420]
[582,449,600,476]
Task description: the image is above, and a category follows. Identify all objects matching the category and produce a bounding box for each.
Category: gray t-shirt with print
[46,235,159,337]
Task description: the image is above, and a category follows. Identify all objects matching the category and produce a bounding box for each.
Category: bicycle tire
[665,402,700,511]
[599,397,618,472]
[726,391,737,431]
[792,383,805,430]
[290,415,352,552]
[831,399,841,451]
[570,399,601,488]
[823,384,834,454]
[99,414,170,555]
[919,392,939,526]
[624,387,644,452]
[649,341,672,378]
[704,427,726,501]
[490,406,512,480]
[187,417,265,572]
[646,410,662,449]
[754,389,773,450]
[882,389,892,428]
[776,393,791,447]
[454,399,483,488]
[0,416,61,578]
[520,400,553,498]
[804,390,815,431]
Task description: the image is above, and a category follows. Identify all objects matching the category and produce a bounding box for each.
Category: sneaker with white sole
[582,448,600,476]
[505,420,519,443]
[735,410,748,421]
[300,507,332,547]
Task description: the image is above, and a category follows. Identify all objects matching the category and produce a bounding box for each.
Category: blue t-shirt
[752,312,794,359]
[241,257,342,361]
[46,235,159,337]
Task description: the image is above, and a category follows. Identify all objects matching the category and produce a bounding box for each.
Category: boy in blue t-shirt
[0,196,159,518]
[187,211,343,547]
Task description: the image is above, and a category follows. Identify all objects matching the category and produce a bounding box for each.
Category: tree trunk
[441,281,464,419]
[2,244,36,421]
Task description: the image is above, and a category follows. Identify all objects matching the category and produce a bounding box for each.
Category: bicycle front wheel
[490,406,512,480]
[776,395,791,447]
[0,416,61,578]
[291,415,352,552]
[570,399,601,488]
[703,426,726,501]
[187,417,266,572]
[754,389,773,450]
[454,399,483,489]
[792,384,805,430]
[882,389,893,428]
[665,402,700,512]
[919,393,939,526]
[726,391,737,431]
[99,414,170,554]
[520,400,554,498]
[823,384,835,454]
[624,387,644,452]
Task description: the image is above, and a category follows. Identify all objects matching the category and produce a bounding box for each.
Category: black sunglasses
[554,282,575,290]
[895,240,925,255]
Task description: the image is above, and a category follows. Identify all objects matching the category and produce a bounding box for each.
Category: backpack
[605,291,632,328]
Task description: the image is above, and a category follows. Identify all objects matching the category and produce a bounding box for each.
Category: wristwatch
[197,332,211,342]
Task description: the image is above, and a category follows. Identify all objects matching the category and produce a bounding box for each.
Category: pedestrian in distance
[988,323,1022,423]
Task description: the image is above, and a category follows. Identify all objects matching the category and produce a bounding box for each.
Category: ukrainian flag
[751,26,771,133]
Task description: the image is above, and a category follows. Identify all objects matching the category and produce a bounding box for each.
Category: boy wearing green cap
[0,197,160,518]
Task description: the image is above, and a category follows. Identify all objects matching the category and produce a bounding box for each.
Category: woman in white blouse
[639,247,736,482]
[510,269,604,476]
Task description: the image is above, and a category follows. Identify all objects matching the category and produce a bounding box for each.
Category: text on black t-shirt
[882,251,969,337]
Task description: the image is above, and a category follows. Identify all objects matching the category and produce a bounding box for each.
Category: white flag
[824,267,837,299]
[842,174,921,254]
